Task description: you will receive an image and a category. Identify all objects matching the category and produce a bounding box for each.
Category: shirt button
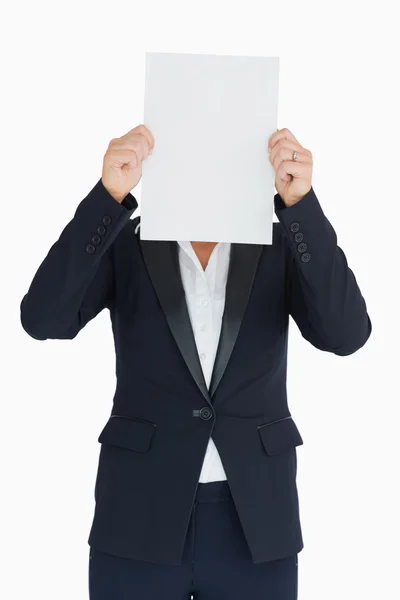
[200,324,207,332]
[201,299,208,307]
[199,353,207,361]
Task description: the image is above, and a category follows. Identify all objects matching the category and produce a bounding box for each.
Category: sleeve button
[103,215,112,226]
[290,222,300,233]
[301,252,311,263]
[97,225,106,236]
[297,243,308,253]
[92,234,101,245]
[86,244,96,254]
[294,232,303,242]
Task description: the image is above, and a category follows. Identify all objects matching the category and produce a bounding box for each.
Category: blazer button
[103,215,112,226]
[92,234,101,245]
[290,222,300,233]
[301,252,311,263]
[86,244,96,254]
[297,242,308,253]
[199,407,213,420]
[97,225,106,236]
[294,232,303,242]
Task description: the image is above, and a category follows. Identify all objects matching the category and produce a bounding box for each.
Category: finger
[268,128,299,152]
[277,160,310,182]
[130,139,147,162]
[113,133,150,156]
[272,150,312,174]
[269,138,310,164]
[132,130,152,156]
[109,136,149,160]
[122,124,155,152]
[106,149,140,170]
[268,127,299,149]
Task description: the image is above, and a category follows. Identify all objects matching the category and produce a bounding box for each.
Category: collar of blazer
[135,221,264,403]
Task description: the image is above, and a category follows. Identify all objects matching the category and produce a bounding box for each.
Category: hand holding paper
[268,128,313,207]
[102,124,155,203]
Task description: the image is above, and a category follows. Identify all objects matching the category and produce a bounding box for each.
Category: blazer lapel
[140,234,264,404]
[209,243,263,399]
[140,238,210,403]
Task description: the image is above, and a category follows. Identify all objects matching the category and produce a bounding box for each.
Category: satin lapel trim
[140,239,210,403]
[209,243,264,399]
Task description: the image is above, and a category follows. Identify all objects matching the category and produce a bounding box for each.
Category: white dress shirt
[177,240,231,482]
[135,222,231,482]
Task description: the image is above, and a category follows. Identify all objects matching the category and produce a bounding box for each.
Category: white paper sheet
[140,52,279,244]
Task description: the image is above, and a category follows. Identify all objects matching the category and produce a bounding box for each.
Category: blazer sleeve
[275,186,372,356]
[20,178,138,340]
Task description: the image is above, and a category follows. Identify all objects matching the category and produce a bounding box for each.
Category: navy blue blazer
[20,179,371,565]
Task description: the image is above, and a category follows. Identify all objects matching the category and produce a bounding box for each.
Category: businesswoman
[20,124,371,599]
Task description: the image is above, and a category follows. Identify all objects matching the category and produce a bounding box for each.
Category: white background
[2,1,399,599]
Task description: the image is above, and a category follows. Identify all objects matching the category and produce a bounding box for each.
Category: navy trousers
[88,480,298,599]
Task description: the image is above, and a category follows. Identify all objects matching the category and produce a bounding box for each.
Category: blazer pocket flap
[98,415,156,453]
[258,417,303,456]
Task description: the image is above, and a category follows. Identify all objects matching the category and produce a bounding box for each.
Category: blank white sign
[141,52,279,244]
